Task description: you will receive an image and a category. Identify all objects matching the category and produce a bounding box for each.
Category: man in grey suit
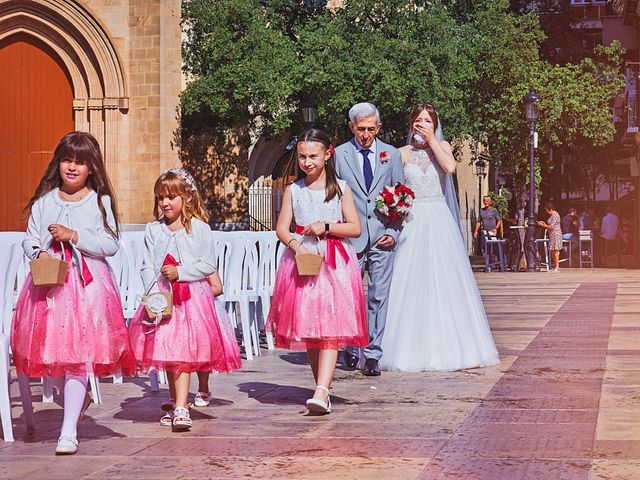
[335,102,404,376]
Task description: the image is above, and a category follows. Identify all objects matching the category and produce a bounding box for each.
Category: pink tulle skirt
[128,278,242,374]
[266,243,368,350]
[11,257,136,378]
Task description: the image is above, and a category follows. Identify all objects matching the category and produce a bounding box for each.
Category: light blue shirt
[353,137,377,175]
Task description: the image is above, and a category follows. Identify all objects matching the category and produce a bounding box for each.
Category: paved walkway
[1,269,639,479]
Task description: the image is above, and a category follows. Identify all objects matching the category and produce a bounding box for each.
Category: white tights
[60,375,88,440]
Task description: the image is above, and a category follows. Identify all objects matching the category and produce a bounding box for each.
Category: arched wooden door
[0,34,74,231]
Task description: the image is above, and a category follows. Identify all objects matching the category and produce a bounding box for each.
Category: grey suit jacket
[335,139,405,253]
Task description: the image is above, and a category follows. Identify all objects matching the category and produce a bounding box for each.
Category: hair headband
[163,168,197,192]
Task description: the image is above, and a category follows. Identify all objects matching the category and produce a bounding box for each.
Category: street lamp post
[524,91,539,272]
[475,156,487,211]
[475,155,487,255]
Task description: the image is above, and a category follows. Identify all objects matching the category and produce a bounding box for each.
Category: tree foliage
[181,0,624,187]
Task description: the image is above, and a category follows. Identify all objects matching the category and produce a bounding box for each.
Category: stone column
[73,98,88,132]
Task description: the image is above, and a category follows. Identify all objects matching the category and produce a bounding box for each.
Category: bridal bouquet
[375,182,415,220]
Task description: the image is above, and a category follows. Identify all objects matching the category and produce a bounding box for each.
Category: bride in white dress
[380,104,499,371]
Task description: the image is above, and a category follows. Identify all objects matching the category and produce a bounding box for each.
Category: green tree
[181,0,305,134]
[484,40,624,199]
[295,0,479,141]
[181,0,624,195]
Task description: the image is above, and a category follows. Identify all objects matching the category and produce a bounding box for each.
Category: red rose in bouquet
[375,182,415,220]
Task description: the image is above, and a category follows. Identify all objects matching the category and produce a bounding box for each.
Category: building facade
[0,0,182,231]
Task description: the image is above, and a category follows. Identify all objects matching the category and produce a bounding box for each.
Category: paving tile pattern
[422,283,616,479]
[1,270,639,479]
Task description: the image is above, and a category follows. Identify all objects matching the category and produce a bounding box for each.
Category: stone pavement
[1,269,639,479]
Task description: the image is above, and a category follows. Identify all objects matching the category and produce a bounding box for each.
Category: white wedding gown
[380,147,499,371]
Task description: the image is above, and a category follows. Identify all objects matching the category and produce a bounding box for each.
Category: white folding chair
[211,231,234,317]
[0,232,25,297]
[122,234,146,320]
[254,231,279,350]
[107,240,131,314]
[0,243,26,441]
[224,232,261,360]
[1,244,37,439]
[120,232,168,391]
[106,241,130,385]
[0,331,12,441]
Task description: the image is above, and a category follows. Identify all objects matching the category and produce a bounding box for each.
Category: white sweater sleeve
[140,223,158,293]
[22,199,45,260]
[176,223,216,282]
[74,195,119,258]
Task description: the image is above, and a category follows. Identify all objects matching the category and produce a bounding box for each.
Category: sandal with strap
[193,391,211,408]
[172,407,192,432]
[305,385,332,415]
[160,413,172,427]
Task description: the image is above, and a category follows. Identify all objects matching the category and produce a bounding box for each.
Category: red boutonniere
[380,151,389,163]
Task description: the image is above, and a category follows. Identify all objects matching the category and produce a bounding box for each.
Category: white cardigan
[22,190,119,281]
[140,218,216,293]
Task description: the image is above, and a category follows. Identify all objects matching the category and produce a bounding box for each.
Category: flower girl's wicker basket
[295,253,323,276]
[143,291,173,321]
[29,257,70,287]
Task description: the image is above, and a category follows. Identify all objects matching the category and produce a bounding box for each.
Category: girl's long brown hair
[152,170,208,234]
[24,131,120,238]
[281,128,342,202]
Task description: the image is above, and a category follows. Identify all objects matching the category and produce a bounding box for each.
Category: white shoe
[172,407,193,432]
[193,391,211,407]
[159,413,172,427]
[55,435,78,455]
[306,385,332,415]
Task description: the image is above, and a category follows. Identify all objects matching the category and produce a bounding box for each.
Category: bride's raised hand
[414,122,436,145]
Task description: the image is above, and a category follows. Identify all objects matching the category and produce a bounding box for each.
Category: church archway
[0,0,128,230]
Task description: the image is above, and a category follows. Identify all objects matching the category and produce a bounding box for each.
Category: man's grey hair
[349,102,381,125]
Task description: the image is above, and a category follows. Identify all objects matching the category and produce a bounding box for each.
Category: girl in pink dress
[11,131,136,455]
[128,169,241,431]
[267,129,367,414]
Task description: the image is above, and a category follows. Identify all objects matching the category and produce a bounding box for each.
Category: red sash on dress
[163,254,191,304]
[294,223,349,269]
[51,241,93,285]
